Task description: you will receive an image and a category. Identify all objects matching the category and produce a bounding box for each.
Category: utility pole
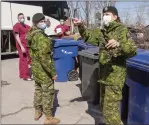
[86,1,89,27]
[100,10,103,29]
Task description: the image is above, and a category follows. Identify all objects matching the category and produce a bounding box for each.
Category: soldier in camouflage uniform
[75,6,137,125]
[26,13,60,125]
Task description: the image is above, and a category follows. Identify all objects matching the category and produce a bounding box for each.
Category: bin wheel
[68,70,79,81]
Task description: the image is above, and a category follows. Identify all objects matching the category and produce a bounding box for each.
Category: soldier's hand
[73,18,85,26]
[105,39,120,49]
[52,75,57,81]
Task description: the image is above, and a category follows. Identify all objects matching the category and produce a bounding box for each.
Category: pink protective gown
[13,22,31,79]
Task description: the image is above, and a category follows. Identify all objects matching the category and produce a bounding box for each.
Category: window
[10,1,69,21]
[43,6,61,20]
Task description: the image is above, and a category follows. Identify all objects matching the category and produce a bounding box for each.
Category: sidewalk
[1,58,95,124]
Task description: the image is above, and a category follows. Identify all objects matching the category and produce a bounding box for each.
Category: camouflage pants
[100,84,123,125]
[34,80,54,116]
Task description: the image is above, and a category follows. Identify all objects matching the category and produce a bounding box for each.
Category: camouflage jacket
[78,21,137,65]
[78,21,137,86]
[26,26,56,81]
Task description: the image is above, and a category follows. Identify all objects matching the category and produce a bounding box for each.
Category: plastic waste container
[122,50,149,124]
[78,47,99,104]
[78,41,98,80]
[78,47,105,124]
[53,39,79,82]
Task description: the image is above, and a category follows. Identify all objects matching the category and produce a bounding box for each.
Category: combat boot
[44,116,60,125]
[34,110,42,121]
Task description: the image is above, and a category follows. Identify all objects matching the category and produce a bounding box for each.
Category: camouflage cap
[103,6,118,16]
[32,13,45,23]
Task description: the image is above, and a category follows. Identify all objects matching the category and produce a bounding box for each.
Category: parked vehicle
[1,1,69,55]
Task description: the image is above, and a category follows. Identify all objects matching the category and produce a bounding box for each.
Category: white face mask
[103,15,112,26]
[60,20,64,25]
[37,23,47,30]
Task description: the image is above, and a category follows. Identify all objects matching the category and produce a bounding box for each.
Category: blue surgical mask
[20,18,25,23]
[37,23,47,30]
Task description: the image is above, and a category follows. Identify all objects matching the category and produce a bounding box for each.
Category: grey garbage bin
[78,41,97,81]
[78,47,99,105]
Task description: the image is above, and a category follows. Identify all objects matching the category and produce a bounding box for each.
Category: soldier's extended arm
[78,24,102,46]
[34,33,56,77]
[117,26,137,57]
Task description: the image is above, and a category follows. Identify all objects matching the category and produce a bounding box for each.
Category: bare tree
[78,1,94,27]
[121,11,132,25]
[78,1,116,28]
[67,1,80,33]
[93,1,116,11]
[67,1,80,18]
[67,1,116,28]
[85,1,89,27]
[93,1,116,28]
[135,7,146,27]
[134,3,149,27]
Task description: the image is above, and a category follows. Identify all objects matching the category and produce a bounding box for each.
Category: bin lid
[78,47,99,59]
[137,49,146,54]
[126,50,149,72]
[78,41,97,49]
[53,39,78,47]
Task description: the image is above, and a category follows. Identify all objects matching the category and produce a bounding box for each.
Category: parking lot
[1,57,95,124]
